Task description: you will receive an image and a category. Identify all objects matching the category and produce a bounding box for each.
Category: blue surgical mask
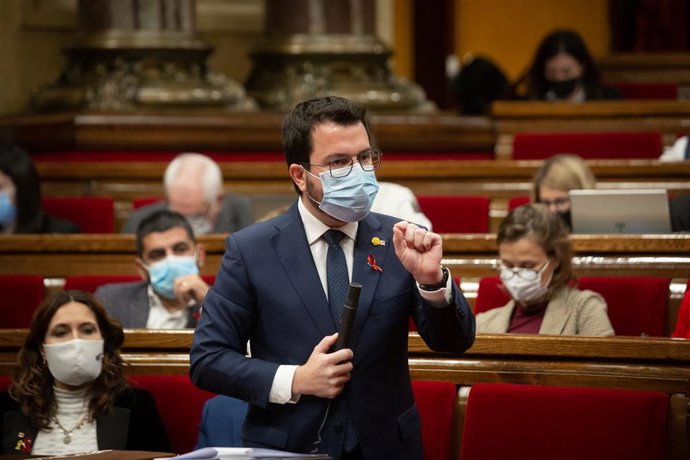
[147,255,199,299]
[0,192,15,226]
[306,167,379,222]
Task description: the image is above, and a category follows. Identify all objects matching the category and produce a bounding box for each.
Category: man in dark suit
[122,152,253,235]
[190,96,475,459]
[96,210,208,328]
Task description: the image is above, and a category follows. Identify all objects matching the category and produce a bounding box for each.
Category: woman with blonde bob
[0,290,169,455]
[476,204,614,335]
[532,153,596,229]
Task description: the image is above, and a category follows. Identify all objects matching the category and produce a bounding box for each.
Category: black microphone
[334,282,361,350]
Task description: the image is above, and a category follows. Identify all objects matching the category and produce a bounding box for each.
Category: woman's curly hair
[9,290,129,430]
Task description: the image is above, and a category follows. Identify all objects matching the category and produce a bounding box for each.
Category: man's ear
[135,258,149,281]
[289,163,308,194]
[196,244,206,268]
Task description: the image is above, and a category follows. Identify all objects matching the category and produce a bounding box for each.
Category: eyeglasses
[302,149,382,178]
[499,259,550,282]
[539,197,570,208]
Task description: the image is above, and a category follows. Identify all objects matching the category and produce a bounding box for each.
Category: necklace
[52,413,89,445]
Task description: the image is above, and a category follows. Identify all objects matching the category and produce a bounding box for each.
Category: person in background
[672,286,690,338]
[476,204,614,336]
[122,153,252,235]
[96,210,208,328]
[532,153,596,229]
[521,29,621,102]
[195,395,249,449]
[453,55,513,115]
[0,290,169,455]
[371,182,432,230]
[190,96,475,459]
[0,143,79,234]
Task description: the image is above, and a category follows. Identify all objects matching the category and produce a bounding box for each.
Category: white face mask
[43,339,104,386]
[500,260,553,305]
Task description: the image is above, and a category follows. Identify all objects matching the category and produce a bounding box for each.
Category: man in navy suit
[190,96,475,459]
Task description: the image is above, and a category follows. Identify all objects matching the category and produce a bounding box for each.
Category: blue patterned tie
[322,229,357,451]
[323,229,348,327]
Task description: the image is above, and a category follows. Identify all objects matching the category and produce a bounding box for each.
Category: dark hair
[282,96,374,194]
[10,290,128,430]
[453,56,512,115]
[135,210,196,257]
[0,143,47,233]
[525,29,602,100]
[497,203,574,297]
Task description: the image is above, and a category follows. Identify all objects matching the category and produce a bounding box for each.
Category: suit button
[334,422,344,433]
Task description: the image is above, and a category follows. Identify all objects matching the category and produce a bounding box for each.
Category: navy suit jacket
[190,201,475,459]
[195,395,249,449]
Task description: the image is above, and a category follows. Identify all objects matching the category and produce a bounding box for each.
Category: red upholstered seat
[417,195,490,233]
[65,275,216,293]
[64,275,141,293]
[579,276,669,337]
[474,276,670,336]
[512,131,663,160]
[508,195,530,211]
[0,375,11,392]
[412,380,457,460]
[612,82,678,100]
[132,197,162,210]
[42,196,115,233]
[128,374,216,455]
[0,275,45,328]
[474,277,510,314]
[459,383,668,460]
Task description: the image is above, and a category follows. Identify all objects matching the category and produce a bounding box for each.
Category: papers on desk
[154,447,330,460]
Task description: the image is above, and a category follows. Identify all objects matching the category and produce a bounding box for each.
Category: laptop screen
[569,189,672,234]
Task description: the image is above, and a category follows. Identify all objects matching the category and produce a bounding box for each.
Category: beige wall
[455,0,610,81]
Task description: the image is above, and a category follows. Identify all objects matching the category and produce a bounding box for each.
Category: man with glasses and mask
[122,153,252,235]
[190,96,475,460]
[476,203,613,336]
[96,210,209,328]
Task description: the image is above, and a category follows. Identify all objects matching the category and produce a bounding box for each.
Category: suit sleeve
[413,280,476,353]
[189,234,280,408]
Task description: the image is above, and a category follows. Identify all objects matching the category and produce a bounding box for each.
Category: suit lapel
[128,282,150,327]
[271,204,334,337]
[3,410,36,454]
[350,213,385,349]
[540,290,569,334]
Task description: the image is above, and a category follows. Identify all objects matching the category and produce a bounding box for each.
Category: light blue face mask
[0,192,15,226]
[307,167,379,222]
[147,255,199,300]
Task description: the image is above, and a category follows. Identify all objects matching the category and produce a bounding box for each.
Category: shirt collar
[297,197,358,245]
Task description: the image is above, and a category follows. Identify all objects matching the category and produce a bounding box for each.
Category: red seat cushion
[0,275,45,328]
[64,275,141,293]
[417,195,490,233]
[128,374,216,454]
[612,82,678,100]
[412,380,457,460]
[512,132,662,160]
[508,195,530,211]
[460,383,668,460]
[474,277,510,314]
[579,276,669,337]
[42,196,115,233]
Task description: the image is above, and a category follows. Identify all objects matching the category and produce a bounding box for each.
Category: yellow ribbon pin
[371,236,385,246]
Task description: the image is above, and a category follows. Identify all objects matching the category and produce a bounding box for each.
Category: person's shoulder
[114,386,156,408]
[95,280,147,302]
[0,390,17,410]
[42,215,80,233]
[559,286,606,307]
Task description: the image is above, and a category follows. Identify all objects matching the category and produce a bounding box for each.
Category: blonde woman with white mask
[476,204,614,336]
[0,291,169,455]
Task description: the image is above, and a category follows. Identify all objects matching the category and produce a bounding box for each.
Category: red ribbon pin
[367,254,383,272]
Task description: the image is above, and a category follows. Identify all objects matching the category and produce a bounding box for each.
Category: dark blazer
[95,280,199,329]
[670,194,690,233]
[195,395,248,449]
[122,194,253,234]
[190,201,475,459]
[0,387,170,455]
